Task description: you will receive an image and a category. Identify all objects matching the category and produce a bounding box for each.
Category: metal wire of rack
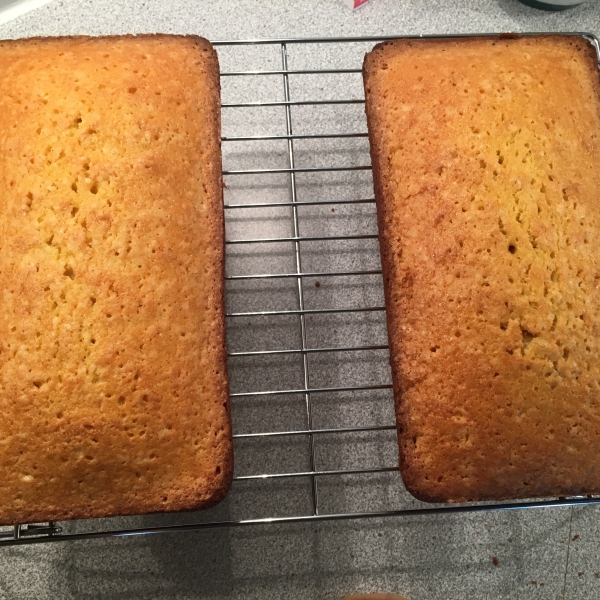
[3,34,600,547]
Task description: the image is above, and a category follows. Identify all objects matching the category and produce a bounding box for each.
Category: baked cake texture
[363,35,600,502]
[0,35,232,524]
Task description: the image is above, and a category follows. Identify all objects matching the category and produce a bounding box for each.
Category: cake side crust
[364,35,600,502]
[0,34,232,523]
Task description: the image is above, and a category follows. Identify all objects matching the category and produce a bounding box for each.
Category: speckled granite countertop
[1,2,600,599]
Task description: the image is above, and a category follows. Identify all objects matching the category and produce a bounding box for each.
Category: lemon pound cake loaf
[0,35,232,524]
[363,35,600,502]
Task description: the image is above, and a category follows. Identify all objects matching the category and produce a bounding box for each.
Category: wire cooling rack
[2,34,600,547]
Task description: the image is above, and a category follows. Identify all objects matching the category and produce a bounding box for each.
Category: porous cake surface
[0,35,232,523]
[363,35,600,502]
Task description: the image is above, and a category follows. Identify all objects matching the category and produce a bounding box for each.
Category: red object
[344,0,372,9]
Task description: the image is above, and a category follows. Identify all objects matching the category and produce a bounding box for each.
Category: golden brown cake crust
[364,35,600,502]
[0,34,232,524]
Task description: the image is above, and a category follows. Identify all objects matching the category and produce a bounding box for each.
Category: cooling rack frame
[2,32,600,546]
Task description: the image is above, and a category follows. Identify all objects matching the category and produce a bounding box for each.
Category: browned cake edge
[363,39,417,496]
[166,34,234,514]
[363,35,600,503]
[187,35,234,515]
[171,34,234,515]
[0,34,233,523]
